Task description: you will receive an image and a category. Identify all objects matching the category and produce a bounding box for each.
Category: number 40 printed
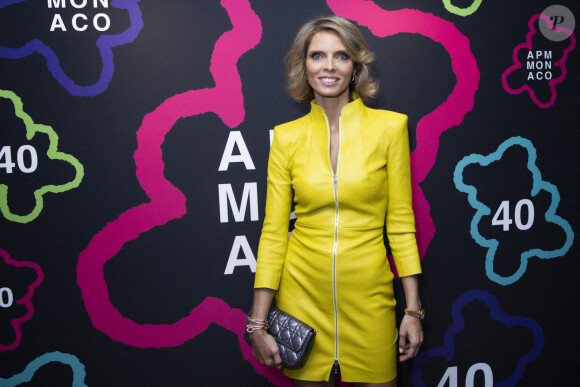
[492,199,534,231]
[0,287,13,308]
[0,145,38,174]
[438,363,493,387]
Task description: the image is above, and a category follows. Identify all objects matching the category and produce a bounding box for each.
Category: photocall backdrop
[0,0,578,385]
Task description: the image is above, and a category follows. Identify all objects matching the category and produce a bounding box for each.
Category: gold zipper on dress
[324,113,341,373]
[332,173,339,372]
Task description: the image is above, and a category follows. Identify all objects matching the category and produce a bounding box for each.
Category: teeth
[320,78,338,83]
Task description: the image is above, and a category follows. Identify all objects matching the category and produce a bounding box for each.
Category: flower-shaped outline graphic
[453,136,574,285]
[0,248,44,351]
[0,0,143,97]
[411,289,544,387]
[501,13,576,108]
[0,351,87,387]
[0,89,84,223]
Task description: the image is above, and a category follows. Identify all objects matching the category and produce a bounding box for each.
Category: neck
[314,91,350,124]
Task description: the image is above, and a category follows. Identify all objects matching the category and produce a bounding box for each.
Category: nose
[324,56,335,71]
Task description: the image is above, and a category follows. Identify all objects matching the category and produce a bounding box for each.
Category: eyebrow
[306,49,350,55]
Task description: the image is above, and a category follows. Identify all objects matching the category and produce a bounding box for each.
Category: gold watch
[404,308,425,320]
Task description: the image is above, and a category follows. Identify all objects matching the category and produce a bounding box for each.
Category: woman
[248,16,424,386]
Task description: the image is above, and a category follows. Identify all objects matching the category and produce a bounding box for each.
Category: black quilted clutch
[244,306,317,370]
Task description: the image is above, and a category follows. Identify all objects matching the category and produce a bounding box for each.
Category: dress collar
[309,93,363,130]
[310,92,363,119]
[305,93,366,177]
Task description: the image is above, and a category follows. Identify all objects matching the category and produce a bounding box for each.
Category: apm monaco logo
[48,0,112,32]
[525,49,553,81]
[501,7,576,108]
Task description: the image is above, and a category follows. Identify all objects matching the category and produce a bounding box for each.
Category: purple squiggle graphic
[0,0,143,97]
[0,0,24,8]
[411,290,544,387]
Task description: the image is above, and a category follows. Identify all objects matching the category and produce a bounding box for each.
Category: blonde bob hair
[285,15,378,104]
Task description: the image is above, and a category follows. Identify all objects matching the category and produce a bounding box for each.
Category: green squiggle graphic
[0,90,84,223]
[443,0,483,16]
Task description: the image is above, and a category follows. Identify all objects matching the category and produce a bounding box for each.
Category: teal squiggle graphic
[0,351,87,387]
[453,136,574,285]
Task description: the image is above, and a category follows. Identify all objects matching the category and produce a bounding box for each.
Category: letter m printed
[218,183,259,223]
[47,0,66,8]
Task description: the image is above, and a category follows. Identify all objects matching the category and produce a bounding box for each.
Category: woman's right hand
[249,288,281,368]
[249,329,282,369]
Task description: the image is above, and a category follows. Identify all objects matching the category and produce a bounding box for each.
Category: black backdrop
[0,0,578,386]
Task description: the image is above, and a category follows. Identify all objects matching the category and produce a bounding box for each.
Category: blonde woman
[248,16,424,386]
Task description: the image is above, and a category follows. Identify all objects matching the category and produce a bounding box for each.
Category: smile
[319,77,339,85]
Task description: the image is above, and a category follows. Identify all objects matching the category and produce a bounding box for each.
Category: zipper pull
[333,359,340,375]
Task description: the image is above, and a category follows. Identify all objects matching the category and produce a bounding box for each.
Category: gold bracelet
[246,324,268,333]
[247,318,268,325]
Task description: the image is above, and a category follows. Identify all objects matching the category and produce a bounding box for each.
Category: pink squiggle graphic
[0,248,44,351]
[76,0,289,384]
[501,14,576,108]
[327,0,480,274]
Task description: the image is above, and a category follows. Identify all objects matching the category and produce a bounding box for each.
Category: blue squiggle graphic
[0,0,143,97]
[0,0,24,8]
[0,351,87,387]
[411,289,544,387]
[453,136,574,285]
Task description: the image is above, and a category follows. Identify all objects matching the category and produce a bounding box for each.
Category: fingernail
[399,348,403,353]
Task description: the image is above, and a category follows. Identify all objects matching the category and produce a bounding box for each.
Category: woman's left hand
[398,314,423,362]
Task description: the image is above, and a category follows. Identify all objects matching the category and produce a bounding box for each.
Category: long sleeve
[253,126,293,290]
[385,115,422,277]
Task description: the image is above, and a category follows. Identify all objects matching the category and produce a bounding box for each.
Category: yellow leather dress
[254,96,421,383]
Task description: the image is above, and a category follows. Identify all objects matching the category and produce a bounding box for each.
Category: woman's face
[305,30,354,104]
